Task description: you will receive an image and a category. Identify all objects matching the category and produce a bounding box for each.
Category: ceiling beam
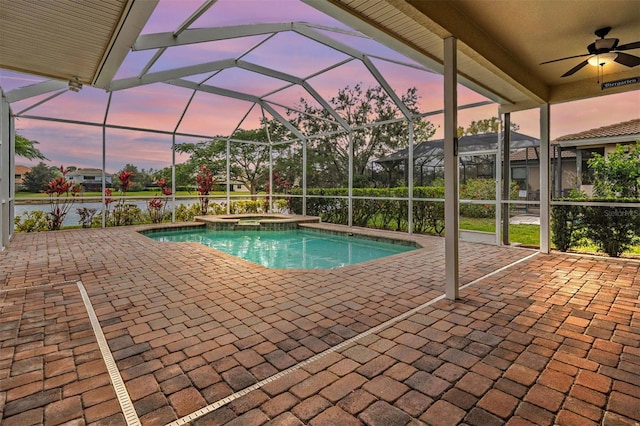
[93,0,159,89]
[133,23,292,51]
[110,59,236,91]
[5,80,68,103]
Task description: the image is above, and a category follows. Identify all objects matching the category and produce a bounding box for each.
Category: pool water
[145,228,415,269]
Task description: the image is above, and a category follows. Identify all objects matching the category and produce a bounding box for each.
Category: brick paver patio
[0,223,638,425]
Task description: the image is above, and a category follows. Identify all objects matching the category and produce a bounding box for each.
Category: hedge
[551,198,640,257]
[289,187,446,235]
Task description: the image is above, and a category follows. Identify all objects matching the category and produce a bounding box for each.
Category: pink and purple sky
[2,0,639,172]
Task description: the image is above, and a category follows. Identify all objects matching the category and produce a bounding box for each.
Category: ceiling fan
[540,27,640,77]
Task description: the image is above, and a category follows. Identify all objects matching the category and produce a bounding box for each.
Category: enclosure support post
[556,145,563,198]
[540,104,551,253]
[101,92,112,229]
[101,124,106,228]
[269,144,273,212]
[302,138,307,216]
[576,149,582,188]
[444,36,459,300]
[408,120,414,234]
[226,139,231,214]
[502,112,511,245]
[348,131,353,228]
[171,133,176,222]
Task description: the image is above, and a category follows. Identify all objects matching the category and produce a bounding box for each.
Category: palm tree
[16,134,47,160]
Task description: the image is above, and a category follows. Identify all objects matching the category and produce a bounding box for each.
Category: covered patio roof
[1,0,638,111]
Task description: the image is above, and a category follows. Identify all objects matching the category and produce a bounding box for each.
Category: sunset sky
[2,0,639,173]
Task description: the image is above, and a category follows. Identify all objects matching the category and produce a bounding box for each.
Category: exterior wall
[0,91,14,250]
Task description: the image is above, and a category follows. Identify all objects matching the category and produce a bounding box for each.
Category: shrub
[582,204,640,257]
[14,210,49,232]
[230,200,268,214]
[551,204,582,252]
[46,166,82,230]
[77,207,98,228]
[290,186,445,235]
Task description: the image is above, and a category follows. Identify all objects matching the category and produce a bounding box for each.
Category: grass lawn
[459,216,640,255]
[459,217,540,246]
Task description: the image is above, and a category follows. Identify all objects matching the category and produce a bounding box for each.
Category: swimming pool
[144,227,416,269]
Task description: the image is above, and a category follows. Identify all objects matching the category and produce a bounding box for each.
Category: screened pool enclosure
[10,0,636,298]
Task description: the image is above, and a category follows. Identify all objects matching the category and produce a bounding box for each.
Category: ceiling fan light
[587,52,618,66]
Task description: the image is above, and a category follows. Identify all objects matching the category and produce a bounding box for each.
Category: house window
[512,166,527,193]
[84,176,95,180]
[581,148,604,185]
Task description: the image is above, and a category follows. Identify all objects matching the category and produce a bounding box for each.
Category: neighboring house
[376,131,546,199]
[14,165,31,190]
[214,176,249,192]
[67,168,112,191]
[376,120,640,201]
[554,118,640,197]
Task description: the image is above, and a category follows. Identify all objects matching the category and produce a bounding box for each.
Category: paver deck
[0,223,638,425]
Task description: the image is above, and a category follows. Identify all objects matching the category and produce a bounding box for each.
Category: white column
[444,37,459,300]
[502,113,511,245]
[540,104,551,253]
[0,92,12,249]
[495,108,502,246]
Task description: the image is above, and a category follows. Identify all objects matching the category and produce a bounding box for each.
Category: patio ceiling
[0,0,157,88]
[313,0,640,111]
[0,1,638,115]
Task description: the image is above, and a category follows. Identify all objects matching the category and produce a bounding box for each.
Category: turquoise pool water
[145,228,416,269]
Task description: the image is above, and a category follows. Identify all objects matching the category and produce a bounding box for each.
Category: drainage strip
[77,281,141,426]
[166,251,540,426]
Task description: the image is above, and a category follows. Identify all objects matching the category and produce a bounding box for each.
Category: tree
[588,142,640,198]
[21,162,59,192]
[112,164,151,191]
[290,84,436,187]
[153,164,195,190]
[175,119,290,195]
[15,134,48,160]
[457,117,520,137]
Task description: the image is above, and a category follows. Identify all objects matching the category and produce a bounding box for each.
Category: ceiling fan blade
[614,52,640,67]
[615,41,640,51]
[539,53,590,65]
[561,60,589,77]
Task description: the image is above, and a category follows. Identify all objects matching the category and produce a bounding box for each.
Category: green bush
[551,197,640,257]
[550,204,582,252]
[230,199,269,214]
[582,204,640,257]
[290,186,445,235]
[14,210,49,232]
[459,178,519,218]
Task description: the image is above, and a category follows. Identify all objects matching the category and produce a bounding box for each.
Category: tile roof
[509,146,575,162]
[555,118,640,142]
[14,165,31,174]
